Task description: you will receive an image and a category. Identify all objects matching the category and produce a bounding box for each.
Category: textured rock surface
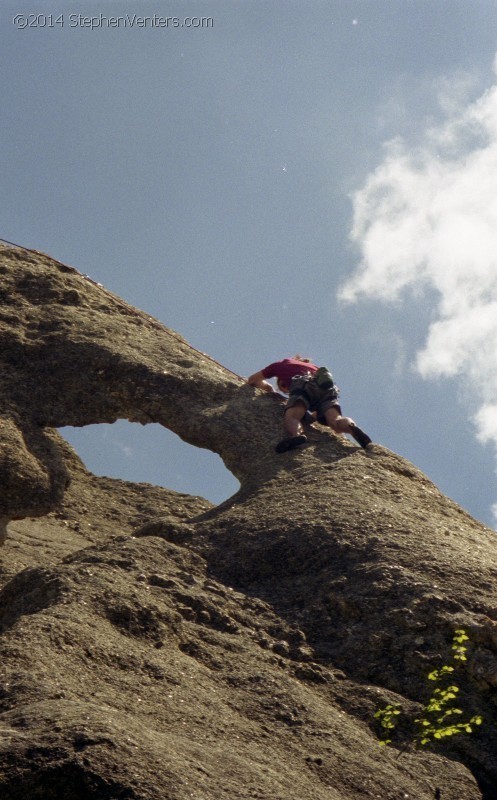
[0,243,496,798]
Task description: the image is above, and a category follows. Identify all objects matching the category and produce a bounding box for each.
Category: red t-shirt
[261,358,318,384]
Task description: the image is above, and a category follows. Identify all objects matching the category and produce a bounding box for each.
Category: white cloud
[474,404,497,444]
[339,63,497,522]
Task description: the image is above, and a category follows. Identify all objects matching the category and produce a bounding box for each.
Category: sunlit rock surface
[0,243,496,799]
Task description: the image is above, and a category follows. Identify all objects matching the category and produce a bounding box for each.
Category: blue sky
[2,1,497,527]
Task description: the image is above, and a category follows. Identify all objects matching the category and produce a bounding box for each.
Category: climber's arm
[246,371,275,393]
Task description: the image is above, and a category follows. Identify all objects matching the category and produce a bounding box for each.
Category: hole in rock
[59,421,240,505]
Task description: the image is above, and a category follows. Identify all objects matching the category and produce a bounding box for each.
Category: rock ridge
[0,244,496,798]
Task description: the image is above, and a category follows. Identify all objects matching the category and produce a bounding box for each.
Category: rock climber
[247,355,372,453]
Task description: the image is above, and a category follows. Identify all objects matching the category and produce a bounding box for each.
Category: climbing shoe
[350,424,372,449]
[275,434,307,453]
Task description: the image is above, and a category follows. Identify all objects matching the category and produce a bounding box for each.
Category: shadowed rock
[0,243,496,798]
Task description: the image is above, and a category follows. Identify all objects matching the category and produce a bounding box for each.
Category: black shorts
[286,375,341,418]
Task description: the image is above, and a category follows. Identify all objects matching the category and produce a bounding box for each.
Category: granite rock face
[0,244,496,799]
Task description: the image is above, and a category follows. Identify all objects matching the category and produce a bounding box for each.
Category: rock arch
[2,244,497,794]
